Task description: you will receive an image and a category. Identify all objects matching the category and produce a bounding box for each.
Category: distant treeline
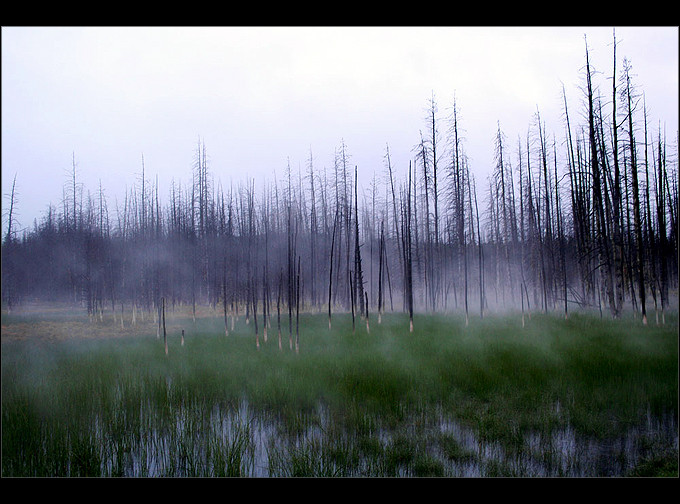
[3,36,678,328]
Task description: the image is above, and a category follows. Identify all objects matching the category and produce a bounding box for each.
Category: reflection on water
[439,411,677,477]
[113,398,677,477]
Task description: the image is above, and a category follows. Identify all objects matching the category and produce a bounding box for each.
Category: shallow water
[115,399,677,477]
[437,405,678,477]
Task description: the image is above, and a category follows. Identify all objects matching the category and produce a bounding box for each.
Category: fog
[3,27,677,229]
[2,26,678,322]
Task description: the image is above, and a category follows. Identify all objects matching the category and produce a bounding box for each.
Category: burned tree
[2,173,19,311]
[4,35,676,329]
[622,58,647,324]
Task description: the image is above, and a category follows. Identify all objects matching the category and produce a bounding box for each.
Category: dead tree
[328,207,338,329]
[622,57,647,324]
[610,29,625,316]
[253,275,259,348]
[585,37,617,318]
[2,173,18,311]
[295,255,301,353]
[365,291,370,333]
[404,162,415,332]
[353,166,365,319]
[277,268,283,350]
[377,219,385,323]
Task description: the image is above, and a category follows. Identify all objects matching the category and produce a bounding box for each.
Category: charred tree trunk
[586,37,617,318]
[353,166,364,318]
[623,58,647,324]
[295,256,300,353]
[377,220,385,323]
[406,163,414,332]
[328,208,338,329]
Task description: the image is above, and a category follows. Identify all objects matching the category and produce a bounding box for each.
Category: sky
[2,26,678,234]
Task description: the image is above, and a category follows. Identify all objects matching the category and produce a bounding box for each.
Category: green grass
[2,308,677,476]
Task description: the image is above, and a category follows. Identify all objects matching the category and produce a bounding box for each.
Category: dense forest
[2,36,678,333]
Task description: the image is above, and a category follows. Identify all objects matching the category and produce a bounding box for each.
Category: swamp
[2,304,677,477]
[2,28,678,478]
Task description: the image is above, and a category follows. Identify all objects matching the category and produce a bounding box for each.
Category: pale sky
[2,26,678,233]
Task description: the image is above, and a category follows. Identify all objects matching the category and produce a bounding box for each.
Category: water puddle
[100,398,677,477]
[436,406,678,477]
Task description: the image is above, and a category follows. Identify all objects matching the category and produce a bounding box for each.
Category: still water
[113,398,677,477]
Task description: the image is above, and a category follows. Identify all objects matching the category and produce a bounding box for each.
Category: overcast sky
[2,26,678,233]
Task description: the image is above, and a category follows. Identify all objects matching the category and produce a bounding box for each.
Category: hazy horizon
[2,26,678,232]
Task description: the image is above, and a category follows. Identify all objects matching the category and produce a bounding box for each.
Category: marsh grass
[2,307,677,477]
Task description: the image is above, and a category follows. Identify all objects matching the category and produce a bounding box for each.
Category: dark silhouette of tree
[3,35,676,332]
[2,173,19,310]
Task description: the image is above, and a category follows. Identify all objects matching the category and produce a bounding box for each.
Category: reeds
[2,309,677,476]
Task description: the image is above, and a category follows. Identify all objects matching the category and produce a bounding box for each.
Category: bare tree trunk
[623,58,647,324]
[472,174,484,319]
[3,173,18,311]
[223,259,229,336]
[385,144,404,310]
[328,208,338,329]
[586,37,617,318]
[643,100,659,323]
[253,275,259,348]
[308,148,318,309]
[349,269,355,333]
[377,220,384,323]
[406,163,414,332]
[656,130,668,323]
[554,139,568,318]
[162,297,167,356]
[365,291,370,333]
[353,166,364,318]
[611,29,625,316]
[262,267,268,342]
[295,256,300,353]
[278,268,282,350]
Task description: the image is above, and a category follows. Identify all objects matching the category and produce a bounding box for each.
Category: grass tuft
[2,308,677,477]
